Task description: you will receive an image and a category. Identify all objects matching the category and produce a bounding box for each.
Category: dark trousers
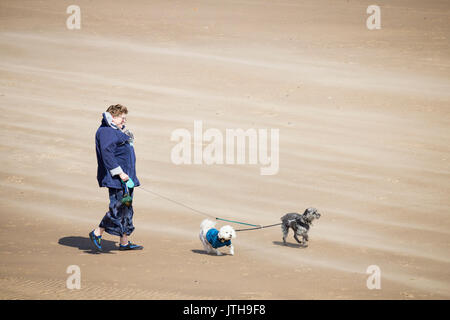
[99,188,135,237]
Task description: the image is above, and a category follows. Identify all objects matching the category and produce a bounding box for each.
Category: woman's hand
[119,172,129,182]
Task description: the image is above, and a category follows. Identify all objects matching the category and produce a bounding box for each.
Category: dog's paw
[216,251,223,256]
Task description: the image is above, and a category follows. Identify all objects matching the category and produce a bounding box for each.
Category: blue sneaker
[119,241,143,251]
[89,230,102,252]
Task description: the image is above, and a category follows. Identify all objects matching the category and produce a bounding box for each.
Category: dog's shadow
[273,241,308,249]
[191,249,231,256]
[58,236,118,254]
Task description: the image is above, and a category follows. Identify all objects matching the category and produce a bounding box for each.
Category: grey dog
[281,208,321,247]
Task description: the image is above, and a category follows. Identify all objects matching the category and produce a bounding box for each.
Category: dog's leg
[294,227,309,246]
[302,234,309,247]
[293,233,303,244]
[229,244,234,256]
[281,224,289,245]
[214,248,223,256]
[199,231,213,254]
[204,242,213,253]
[204,242,215,254]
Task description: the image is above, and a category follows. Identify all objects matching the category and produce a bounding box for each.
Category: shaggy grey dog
[281,208,321,247]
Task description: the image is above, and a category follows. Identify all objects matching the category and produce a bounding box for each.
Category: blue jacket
[96,112,140,189]
[206,229,231,249]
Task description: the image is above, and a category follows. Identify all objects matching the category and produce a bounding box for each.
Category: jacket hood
[102,112,125,130]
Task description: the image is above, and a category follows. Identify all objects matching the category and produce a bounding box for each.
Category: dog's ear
[304,207,317,216]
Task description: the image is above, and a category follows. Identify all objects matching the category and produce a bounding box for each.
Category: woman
[89,104,143,252]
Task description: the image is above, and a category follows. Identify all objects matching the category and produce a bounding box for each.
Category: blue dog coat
[206,229,231,249]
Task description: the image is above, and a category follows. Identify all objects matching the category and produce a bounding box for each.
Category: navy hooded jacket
[96,112,140,189]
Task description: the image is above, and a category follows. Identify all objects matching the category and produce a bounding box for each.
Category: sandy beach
[0,0,449,299]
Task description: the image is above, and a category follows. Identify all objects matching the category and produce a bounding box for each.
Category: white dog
[199,219,236,256]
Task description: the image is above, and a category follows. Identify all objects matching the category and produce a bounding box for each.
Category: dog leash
[217,218,282,232]
[235,222,282,232]
[216,217,261,228]
[138,185,280,231]
[139,186,216,219]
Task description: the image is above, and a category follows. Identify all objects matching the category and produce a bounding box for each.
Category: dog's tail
[200,219,217,233]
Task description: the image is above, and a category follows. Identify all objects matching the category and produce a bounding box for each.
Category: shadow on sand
[58,236,118,254]
[272,241,307,248]
[191,249,230,256]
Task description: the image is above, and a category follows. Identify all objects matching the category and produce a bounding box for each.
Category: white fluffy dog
[199,219,236,256]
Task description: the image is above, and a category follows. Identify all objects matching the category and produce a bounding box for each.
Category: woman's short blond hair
[106,104,128,117]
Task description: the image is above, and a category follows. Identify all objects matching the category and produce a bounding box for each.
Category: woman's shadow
[58,236,118,254]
